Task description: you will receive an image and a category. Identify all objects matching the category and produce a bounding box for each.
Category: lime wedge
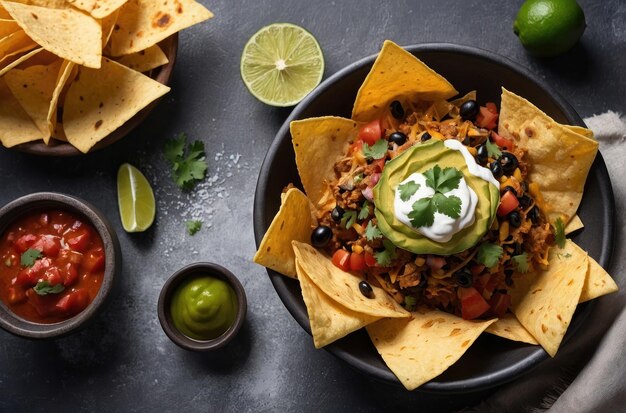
[240,23,324,107]
[117,163,156,233]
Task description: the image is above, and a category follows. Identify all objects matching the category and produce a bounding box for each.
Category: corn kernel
[352,244,364,254]
[513,168,522,180]
[499,220,510,242]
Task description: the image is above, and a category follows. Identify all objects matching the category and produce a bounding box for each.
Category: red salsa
[0,210,105,323]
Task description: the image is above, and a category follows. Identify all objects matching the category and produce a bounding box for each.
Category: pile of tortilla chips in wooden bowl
[254,41,618,391]
[0,0,213,155]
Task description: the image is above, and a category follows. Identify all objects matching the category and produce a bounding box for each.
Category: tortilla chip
[296,262,380,348]
[0,4,10,18]
[0,29,34,61]
[0,77,42,146]
[101,8,119,48]
[67,0,127,19]
[510,240,587,356]
[0,19,20,38]
[63,57,169,153]
[290,116,362,211]
[366,308,496,390]
[1,1,103,68]
[498,88,598,224]
[292,241,410,318]
[4,59,62,140]
[564,214,583,235]
[352,40,458,122]
[573,243,618,303]
[0,45,42,75]
[115,44,168,72]
[485,313,539,345]
[45,59,74,143]
[109,0,212,56]
[253,188,315,278]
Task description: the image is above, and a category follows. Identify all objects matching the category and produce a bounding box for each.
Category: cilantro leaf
[374,239,397,266]
[485,138,502,158]
[404,295,417,312]
[340,210,357,229]
[21,248,42,267]
[186,220,203,235]
[362,139,388,160]
[358,201,371,220]
[553,217,566,248]
[398,181,420,201]
[163,133,208,190]
[33,281,64,296]
[432,193,462,218]
[423,164,440,190]
[434,167,463,193]
[408,197,436,228]
[365,221,382,241]
[512,253,530,273]
[476,243,503,268]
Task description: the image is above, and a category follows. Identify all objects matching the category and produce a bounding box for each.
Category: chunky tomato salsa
[0,210,105,323]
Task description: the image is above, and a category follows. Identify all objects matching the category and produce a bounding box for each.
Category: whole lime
[513,0,586,57]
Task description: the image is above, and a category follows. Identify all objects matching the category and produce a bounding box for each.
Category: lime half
[117,163,156,233]
[241,23,324,107]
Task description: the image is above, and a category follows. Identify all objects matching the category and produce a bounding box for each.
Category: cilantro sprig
[365,221,382,241]
[477,243,503,268]
[485,138,502,158]
[404,295,417,312]
[398,181,420,201]
[553,217,566,248]
[33,281,64,296]
[374,239,396,266]
[358,201,371,220]
[362,139,388,160]
[512,253,530,273]
[340,210,357,229]
[186,220,203,236]
[407,165,463,228]
[21,248,42,267]
[163,133,208,190]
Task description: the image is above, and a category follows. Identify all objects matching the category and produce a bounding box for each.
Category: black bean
[331,206,344,222]
[359,281,374,299]
[502,185,517,195]
[512,242,524,256]
[498,152,519,176]
[311,226,333,248]
[460,100,480,120]
[528,206,540,224]
[390,100,405,120]
[476,144,488,165]
[389,131,407,146]
[518,194,532,208]
[508,211,522,228]
[421,131,432,142]
[490,161,503,179]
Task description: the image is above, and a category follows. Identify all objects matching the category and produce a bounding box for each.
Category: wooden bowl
[13,34,178,157]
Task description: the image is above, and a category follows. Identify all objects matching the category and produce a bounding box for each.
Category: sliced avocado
[373,139,499,255]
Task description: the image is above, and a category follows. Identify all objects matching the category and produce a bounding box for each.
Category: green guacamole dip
[374,139,500,255]
[170,275,238,340]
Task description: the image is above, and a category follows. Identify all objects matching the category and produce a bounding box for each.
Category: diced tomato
[349,253,366,272]
[331,249,351,272]
[7,287,26,305]
[470,264,486,277]
[426,255,446,271]
[31,235,61,257]
[476,106,498,130]
[488,293,511,318]
[43,267,63,286]
[65,228,91,253]
[458,287,491,320]
[62,263,79,286]
[485,102,498,114]
[55,289,90,316]
[372,158,386,173]
[473,273,491,293]
[358,119,383,145]
[82,249,105,274]
[481,277,499,301]
[497,190,520,217]
[491,131,515,151]
[26,289,58,317]
[14,234,37,253]
[14,257,52,287]
[365,252,377,267]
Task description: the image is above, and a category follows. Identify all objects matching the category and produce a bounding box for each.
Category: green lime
[240,23,324,107]
[117,163,156,233]
[513,0,586,57]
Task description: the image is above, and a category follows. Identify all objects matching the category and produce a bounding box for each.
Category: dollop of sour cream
[393,140,500,242]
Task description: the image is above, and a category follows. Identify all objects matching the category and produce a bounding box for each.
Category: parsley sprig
[407,165,463,228]
[164,133,208,190]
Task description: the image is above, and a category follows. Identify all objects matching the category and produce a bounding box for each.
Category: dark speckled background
[0,1,624,412]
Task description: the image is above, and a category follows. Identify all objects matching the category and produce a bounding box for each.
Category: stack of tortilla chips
[254,40,618,390]
[0,0,213,153]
